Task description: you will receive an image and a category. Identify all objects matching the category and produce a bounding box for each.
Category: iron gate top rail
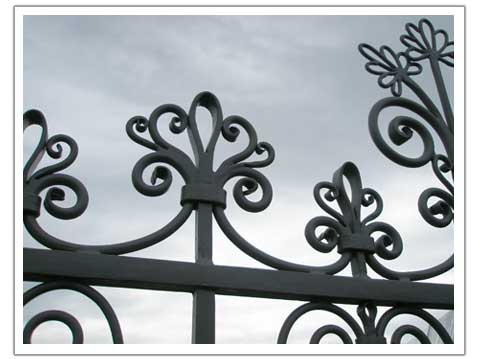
[22,17,455,345]
[24,248,453,309]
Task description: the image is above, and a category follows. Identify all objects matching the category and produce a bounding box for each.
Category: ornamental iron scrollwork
[23,281,123,344]
[23,17,454,345]
[359,18,454,281]
[376,306,453,344]
[127,91,275,213]
[23,109,89,230]
[278,302,453,344]
[23,91,275,254]
[305,161,402,278]
[23,109,193,255]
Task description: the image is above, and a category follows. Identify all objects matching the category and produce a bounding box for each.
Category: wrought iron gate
[22,17,455,345]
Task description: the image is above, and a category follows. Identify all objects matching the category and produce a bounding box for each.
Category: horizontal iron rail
[24,248,453,309]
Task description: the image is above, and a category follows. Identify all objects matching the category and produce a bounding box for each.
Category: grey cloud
[23,14,454,345]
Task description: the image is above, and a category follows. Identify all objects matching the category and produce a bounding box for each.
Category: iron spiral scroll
[23,281,123,344]
[277,302,453,344]
[23,91,277,254]
[22,17,454,345]
[358,17,454,281]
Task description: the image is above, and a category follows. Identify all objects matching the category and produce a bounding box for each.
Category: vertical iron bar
[191,202,215,343]
[430,57,454,133]
[351,252,368,278]
[350,213,368,278]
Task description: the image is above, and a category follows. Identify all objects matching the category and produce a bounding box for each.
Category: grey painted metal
[23,280,124,344]
[24,248,453,310]
[23,310,84,344]
[22,18,454,345]
[192,203,215,343]
[376,307,454,344]
[358,18,454,282]
[278,303,389,344]
[192,289,215,344]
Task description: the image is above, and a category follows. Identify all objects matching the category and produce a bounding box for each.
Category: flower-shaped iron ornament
[127,91,275,213]
[401,18,454,66]
[305,162,402,278]
[23,92,275,255]
[358,44,422,97]
[358,18,454,281]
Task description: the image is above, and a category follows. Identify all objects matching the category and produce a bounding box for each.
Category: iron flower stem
[430,57,454,133]
[404,76,442,120]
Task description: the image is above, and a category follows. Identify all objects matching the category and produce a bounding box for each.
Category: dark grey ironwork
[359,17,454,281]
[22,18,454,345]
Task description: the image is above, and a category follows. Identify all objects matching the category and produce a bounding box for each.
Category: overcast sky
[23,14,454,345]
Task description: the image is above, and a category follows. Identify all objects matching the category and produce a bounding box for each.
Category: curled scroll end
[150,165,173,187]
[369,100,437,169]
[305,216,344,254]
[232,175,272,213]
[169,115,188,134]
[222,122,241,142]
[361,188,384,225]
[132,116,148,133]
[389,122,413,145]
[244,141,275,169]
[374,235,397,260]
[46,187,65,202]
[46,141,63,159]
[134,162,173,197]
[255,142,275,165]
[418,188,453,228]
[126,115,159,151]
[325,189,339,201]
[362,193,374,207]
[42,179,89,220]
[366,221,403,260]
